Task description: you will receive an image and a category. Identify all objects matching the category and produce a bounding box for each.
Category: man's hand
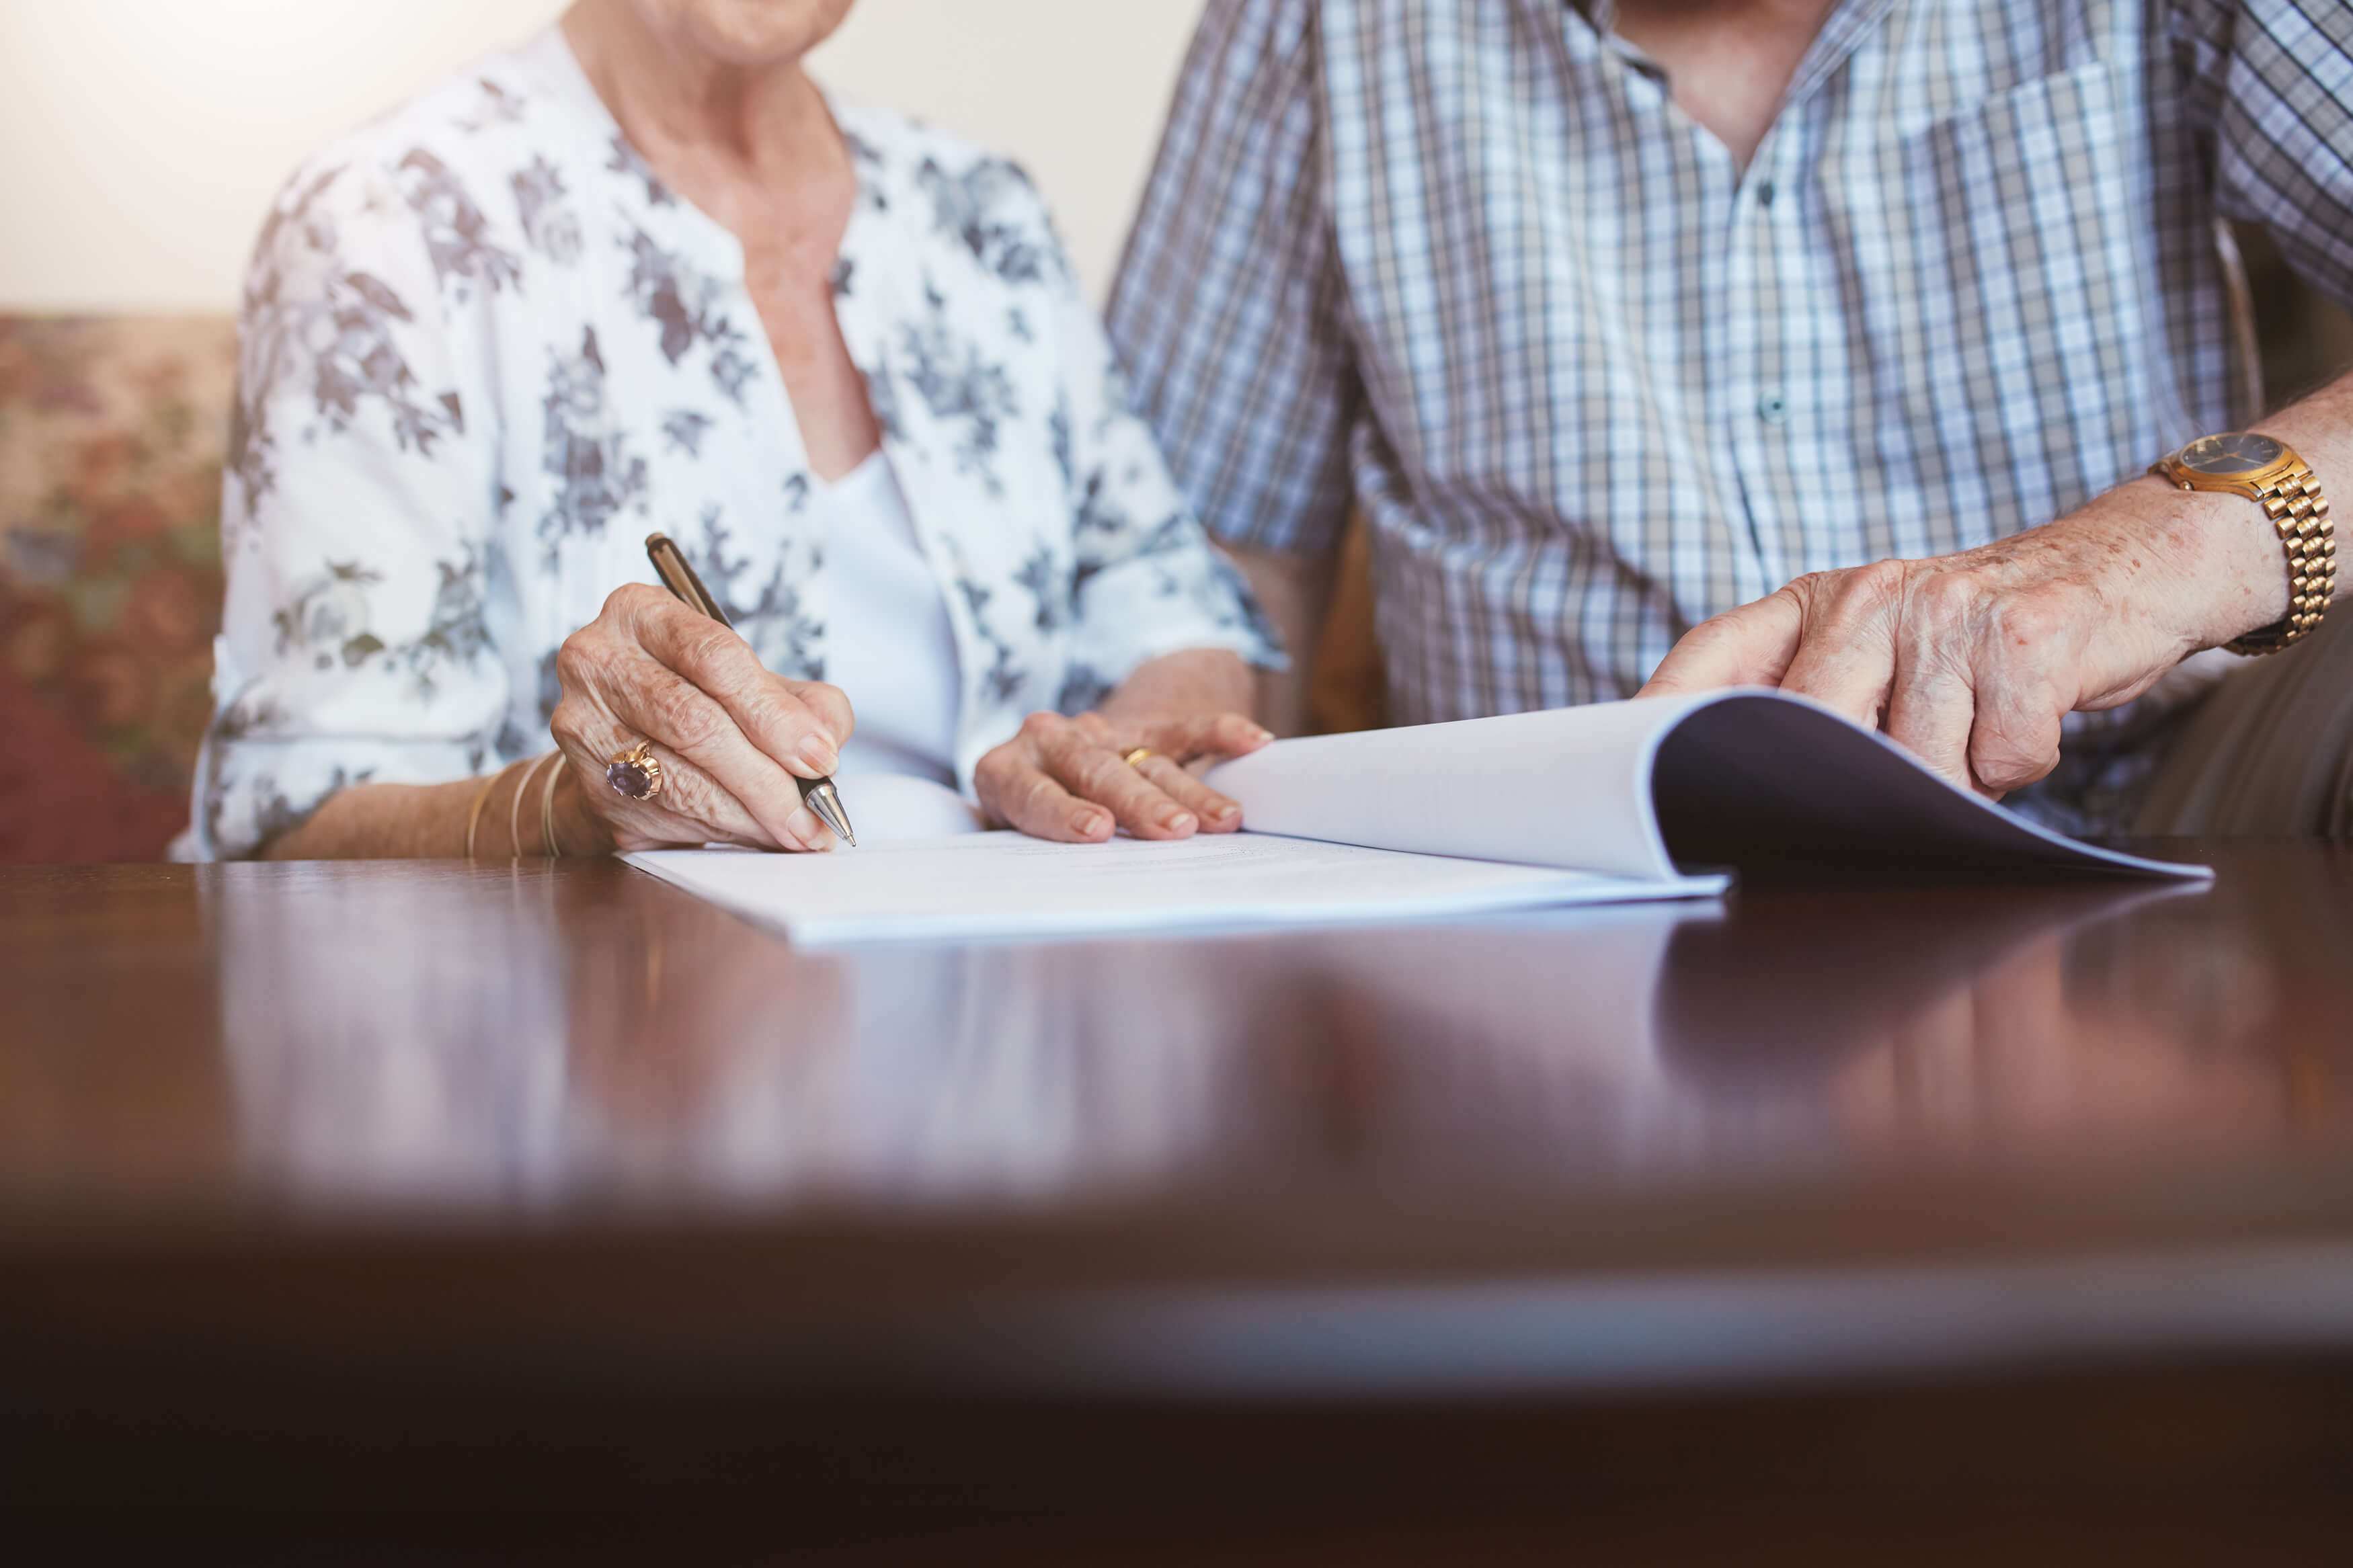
[1638,477,2289,796]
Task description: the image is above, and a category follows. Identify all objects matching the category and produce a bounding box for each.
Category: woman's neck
[557,0,877,482]
[561,0,839,194]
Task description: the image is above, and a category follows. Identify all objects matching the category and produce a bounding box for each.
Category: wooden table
[6,845,2353,1561]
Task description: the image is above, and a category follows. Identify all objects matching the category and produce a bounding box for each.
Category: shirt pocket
[1855,55,2167,540]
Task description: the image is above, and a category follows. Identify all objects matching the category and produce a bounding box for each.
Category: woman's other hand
[550,583,854,853]
[975,708,1273,843]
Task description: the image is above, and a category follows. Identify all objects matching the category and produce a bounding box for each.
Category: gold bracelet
[539,750,567,858]
[2237,464,2337,655]
[462,764,510,861]
[2151,435,2338,655]
[510,752,558,861]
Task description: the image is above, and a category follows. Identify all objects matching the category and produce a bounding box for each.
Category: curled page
[1205,700,1689,878]
[1204,690,2210,883]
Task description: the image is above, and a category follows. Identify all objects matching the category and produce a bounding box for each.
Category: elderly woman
[196,0,1277,861]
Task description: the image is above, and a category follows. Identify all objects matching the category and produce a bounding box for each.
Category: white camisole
[811,452,969,805]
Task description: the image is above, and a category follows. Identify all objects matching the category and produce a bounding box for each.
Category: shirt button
[1758,392,1788,425]
[1755,178,1776,209]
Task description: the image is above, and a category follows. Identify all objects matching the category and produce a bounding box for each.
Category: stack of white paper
[625,833,1724,948]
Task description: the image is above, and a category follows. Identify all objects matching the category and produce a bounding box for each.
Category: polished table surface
[7,843,2353,1555]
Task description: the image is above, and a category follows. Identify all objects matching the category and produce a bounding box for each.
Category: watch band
[2152,442,2338,657]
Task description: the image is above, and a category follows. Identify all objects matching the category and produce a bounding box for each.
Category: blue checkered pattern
[1109,0,2353,812]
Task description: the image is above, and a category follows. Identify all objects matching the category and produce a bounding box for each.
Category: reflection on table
[195,857,2331,1221]
[9,849,2353,1555]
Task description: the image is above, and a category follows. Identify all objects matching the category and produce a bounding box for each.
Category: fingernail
[1212,801,1240,822]
[787,805,825,846]
[1249,725,1275,744]
[1162,810,1195,833]
[1072,809,1105,836]
[799,735,838,775]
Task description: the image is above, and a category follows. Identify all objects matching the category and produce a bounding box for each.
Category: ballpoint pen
[643,531,857,848]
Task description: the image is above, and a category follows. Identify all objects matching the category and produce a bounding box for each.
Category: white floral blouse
[194,28,1276,860]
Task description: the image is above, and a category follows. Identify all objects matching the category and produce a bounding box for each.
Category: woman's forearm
[257,764,610,861]
[260,651,1255,859]
[1096,648,1257,725]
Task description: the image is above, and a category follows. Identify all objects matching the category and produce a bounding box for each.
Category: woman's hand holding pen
[547,583,854,854]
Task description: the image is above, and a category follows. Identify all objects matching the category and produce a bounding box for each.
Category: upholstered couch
[0,312,1388,864]
[1,316,236,863]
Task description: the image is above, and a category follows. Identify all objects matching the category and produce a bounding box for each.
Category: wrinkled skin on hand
[974,708,1273,842]
[551,582,854,852]
[1639,484,2270,796]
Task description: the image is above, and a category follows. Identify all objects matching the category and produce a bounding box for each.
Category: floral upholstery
[0,315,235,864]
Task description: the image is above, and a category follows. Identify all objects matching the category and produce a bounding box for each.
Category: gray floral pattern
[510,154,582,265]
[621,226,754,406]
[900,277,1018,494]
[918,156,1057,285]
[536,326,647,558]
[396,149,524,294]
[196,27,1275,860]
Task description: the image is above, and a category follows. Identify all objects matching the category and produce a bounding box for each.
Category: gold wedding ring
[1121,747,1160,769]
[606,739,664,801]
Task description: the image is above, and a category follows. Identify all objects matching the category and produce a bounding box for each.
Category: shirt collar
[1566,0,1901,110]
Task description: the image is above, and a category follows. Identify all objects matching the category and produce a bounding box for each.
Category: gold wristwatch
[2150,432,2337,655]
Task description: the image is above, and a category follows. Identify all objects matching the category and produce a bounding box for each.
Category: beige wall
[0,0,1205,313]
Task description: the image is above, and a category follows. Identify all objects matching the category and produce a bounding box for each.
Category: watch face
[2179,432,2286,477]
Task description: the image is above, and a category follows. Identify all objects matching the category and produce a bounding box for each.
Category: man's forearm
[1641,362,2353,794]
[1225,541,1341,736]
[1098,647,1257,724]
[2095,365,2353,659]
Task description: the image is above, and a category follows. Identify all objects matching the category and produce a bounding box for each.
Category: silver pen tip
[806,781,856,848]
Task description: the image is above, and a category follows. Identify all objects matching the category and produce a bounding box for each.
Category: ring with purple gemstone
[605,739,664,801]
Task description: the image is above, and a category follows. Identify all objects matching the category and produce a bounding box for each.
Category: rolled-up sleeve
[2176,0,2353,307]
[196,157,506,860]
[1105,0,1359,561]
[1049,239,1285,707]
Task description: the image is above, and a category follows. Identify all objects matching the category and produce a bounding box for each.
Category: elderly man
[1109,0,2353,834]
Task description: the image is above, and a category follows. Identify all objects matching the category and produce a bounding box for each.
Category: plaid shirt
[1109,0,2353,818]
